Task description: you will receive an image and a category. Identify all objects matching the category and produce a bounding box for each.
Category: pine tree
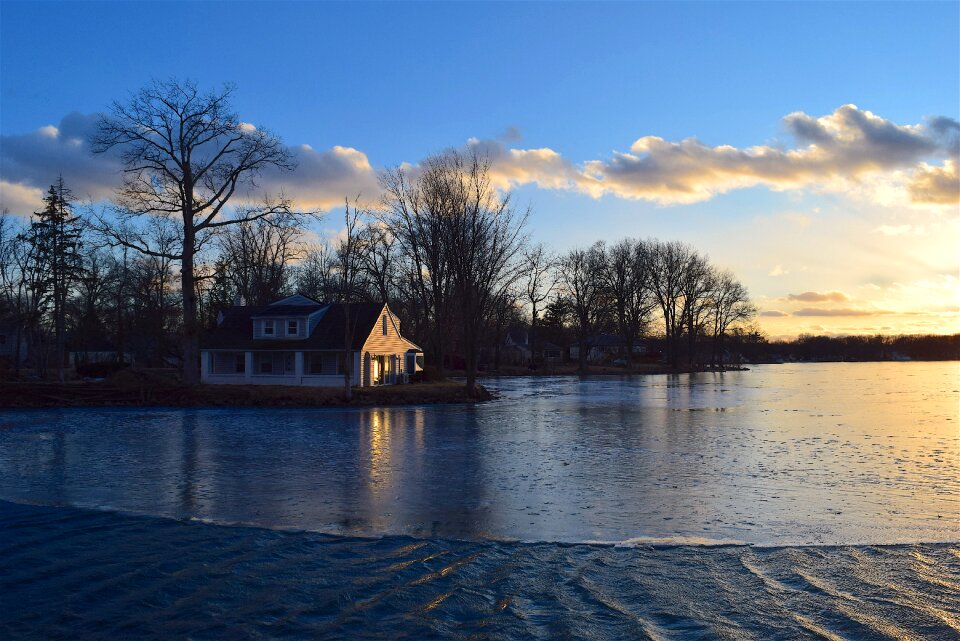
[26,177,85,380]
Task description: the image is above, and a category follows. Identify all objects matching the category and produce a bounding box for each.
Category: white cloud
[478,104,959,207]
[2,104,956,218]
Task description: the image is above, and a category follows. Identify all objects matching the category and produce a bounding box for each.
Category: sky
[1,1,958,338]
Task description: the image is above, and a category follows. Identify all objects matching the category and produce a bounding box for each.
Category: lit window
[287,320,298,336]
[263,320,274,336]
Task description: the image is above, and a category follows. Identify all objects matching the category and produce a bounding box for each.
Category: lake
[1,362,958,639]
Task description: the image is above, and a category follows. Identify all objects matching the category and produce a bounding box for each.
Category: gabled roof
[250,293,326,318]
[270,294,323,306]
[202,301,389,351]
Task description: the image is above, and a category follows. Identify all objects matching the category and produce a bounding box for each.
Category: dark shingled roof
[202,302,387,351]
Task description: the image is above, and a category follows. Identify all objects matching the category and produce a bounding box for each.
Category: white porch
[200,349,413,387]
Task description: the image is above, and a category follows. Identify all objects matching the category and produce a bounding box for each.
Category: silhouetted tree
[560,242,608,374]
[93,79,303,383]
[707,269,756,366]
[21,179,85,380]
[521,243,558,366]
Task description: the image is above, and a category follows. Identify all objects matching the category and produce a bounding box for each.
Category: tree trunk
[463,322,477,397]
[55,291,65,382]
[343,303,353,401]
[180,233,200,385]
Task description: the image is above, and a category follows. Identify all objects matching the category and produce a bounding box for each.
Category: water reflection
[0,362,957,545]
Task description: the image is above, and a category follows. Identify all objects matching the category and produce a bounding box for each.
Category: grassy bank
[0,372,492,409]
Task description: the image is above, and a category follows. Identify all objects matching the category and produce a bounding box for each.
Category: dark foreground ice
[2,501,959,641]
[1,362,958,639]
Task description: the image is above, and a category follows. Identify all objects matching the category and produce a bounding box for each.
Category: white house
[200,295,423,387]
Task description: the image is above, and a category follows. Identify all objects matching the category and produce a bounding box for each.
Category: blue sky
[2,2,958,336]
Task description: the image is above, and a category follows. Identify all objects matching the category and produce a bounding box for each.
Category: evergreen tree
[25,177,85,380]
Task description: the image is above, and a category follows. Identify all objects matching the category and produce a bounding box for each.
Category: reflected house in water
[200,295,423,387]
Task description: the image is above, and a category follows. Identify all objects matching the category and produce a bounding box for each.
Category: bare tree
[362,222,398,305]
[679,250,715,366]
[442,150,528,396]
[334,198,371,401]
[602,238,655,371]
[218,215,303,306]
[521,243,558,366]
[380,156,455,375]
[646,240,693,368]
[294,242,339,303]
[560,242,608,374]
[708,269,756,366]
[93,79,303,383]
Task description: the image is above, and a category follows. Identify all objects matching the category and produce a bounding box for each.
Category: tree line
[0,79,759,396]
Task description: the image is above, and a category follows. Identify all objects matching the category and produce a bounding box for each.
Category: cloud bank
[478,104,959,206]
[1,104,957,216]
[787,291,850,303]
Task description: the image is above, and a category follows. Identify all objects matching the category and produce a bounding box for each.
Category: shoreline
[0,379,494,409]
[0,365,748,409]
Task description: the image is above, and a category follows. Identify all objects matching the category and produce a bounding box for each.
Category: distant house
[200,295,423,387]
[502,328,564,365]
[569,333,650,363]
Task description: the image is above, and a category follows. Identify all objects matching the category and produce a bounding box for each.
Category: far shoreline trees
[0,80,772,391]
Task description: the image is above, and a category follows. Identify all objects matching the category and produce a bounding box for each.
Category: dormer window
[263,320,275,336]
[287,320,299,336]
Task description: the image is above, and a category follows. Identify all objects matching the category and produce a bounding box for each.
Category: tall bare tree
[294,242,339,303]
[442,150,528,395]
[679,250,715,366]
[521,243,558,366]
[380,156,455,375]
[334,198,370,400]
[93,79,301,383]
[560,242,608,374]
[602,238,655,371]
[647,240,693,368]
[707,269,756,366]
[218,215,303,306]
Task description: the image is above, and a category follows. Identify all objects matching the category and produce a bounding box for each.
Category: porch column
[295,351,304,382]
[244,351,253,383]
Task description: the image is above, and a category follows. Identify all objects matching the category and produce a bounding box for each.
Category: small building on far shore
[200,295,423,387]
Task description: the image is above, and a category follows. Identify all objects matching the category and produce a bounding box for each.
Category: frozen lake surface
[1,362,958,639]
[0,362,957,546]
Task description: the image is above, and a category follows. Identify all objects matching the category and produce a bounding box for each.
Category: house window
[235,353,245,373]
[382,314,388,336]
[260,360,273,374]
[287,320,299,336]
[263,320,275,336]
